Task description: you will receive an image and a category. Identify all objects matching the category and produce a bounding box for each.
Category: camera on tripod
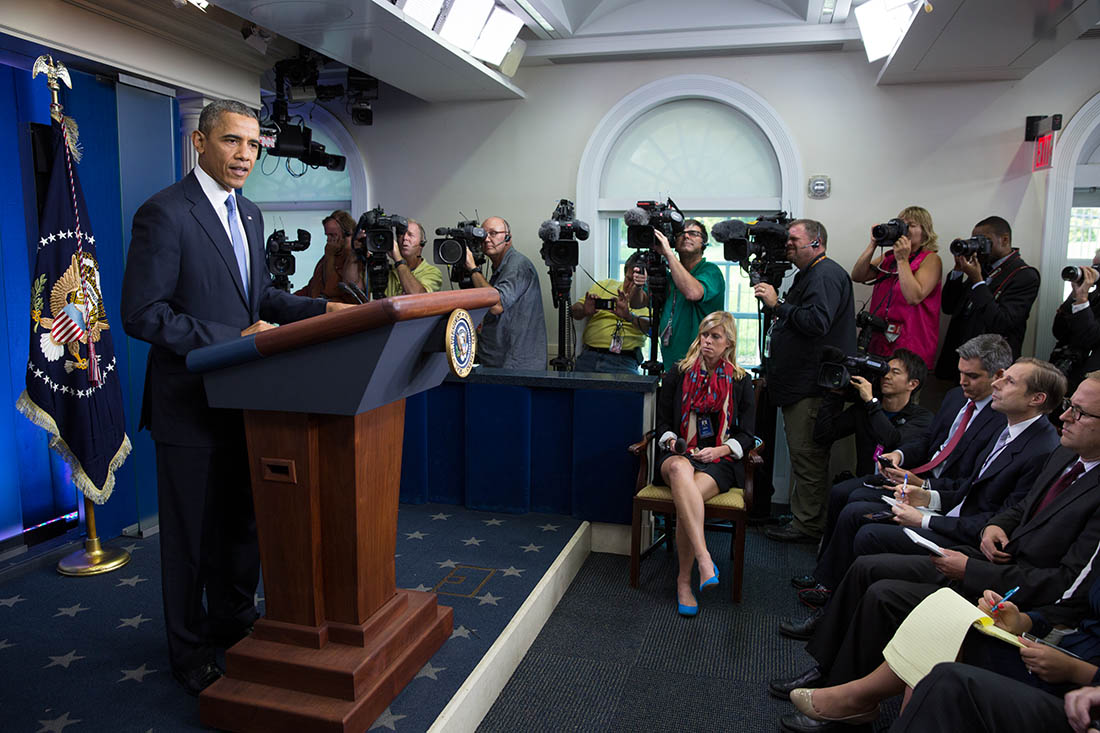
[872,218,908,246]
[434,220,487,288]
[950,235,992,257]
[712,212,792,288]
[855,310,888,354]
[265,228,311,291]
[625,199,685,249]
[350,206,407,301]
[539,199,590,270]
[818,345,889,393]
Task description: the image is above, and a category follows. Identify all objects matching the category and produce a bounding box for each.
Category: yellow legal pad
[882,587,1023,688]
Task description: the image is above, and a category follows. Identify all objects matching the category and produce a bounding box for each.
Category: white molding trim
[1036,90,1100,361]
[575,74,803,281]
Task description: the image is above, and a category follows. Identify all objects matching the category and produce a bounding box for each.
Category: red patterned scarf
[678,359,738,459]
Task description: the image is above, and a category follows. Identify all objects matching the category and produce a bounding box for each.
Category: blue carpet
[0,503,580,732]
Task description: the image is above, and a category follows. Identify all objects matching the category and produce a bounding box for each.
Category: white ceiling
[206,0,1100,101]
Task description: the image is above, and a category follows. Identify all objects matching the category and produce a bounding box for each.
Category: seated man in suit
[769,372,1100,731]
[782,357,1063,633]
[796,333,1012,591]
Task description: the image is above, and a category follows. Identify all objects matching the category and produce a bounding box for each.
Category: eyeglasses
[682,230,704,239]
[1062,398,1100,421]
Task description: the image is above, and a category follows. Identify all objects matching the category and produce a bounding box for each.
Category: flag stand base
[57,497,131,576]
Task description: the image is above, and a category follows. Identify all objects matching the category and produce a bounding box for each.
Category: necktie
[911,400,975,474]
[225,194,250,300]
[1033,460,1086,517]
[977,427,1012,480]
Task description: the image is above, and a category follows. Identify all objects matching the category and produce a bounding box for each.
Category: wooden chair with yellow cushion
[628,431,763,603]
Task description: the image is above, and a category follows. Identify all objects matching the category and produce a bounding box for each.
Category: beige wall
[340,39,1100,356]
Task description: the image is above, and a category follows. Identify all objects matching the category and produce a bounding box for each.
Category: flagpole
[32,54,130,577]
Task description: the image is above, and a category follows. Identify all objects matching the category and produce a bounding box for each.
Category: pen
[991,586,1020,616]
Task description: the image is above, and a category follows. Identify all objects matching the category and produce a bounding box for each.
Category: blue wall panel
[571,389,644,524]
[426,383,466,505]
[529,389,572,516]
[399,392,429,504]
[464,384,532,513]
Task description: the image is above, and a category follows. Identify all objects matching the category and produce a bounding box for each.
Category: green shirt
[384,259,444,297]
[657,259,725,368]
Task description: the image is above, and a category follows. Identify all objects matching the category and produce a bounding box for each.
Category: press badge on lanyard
[697,414,715,439]
[609,321,624,354]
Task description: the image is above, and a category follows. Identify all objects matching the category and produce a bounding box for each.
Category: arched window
[578,75,801,366]
[243,105,368,292]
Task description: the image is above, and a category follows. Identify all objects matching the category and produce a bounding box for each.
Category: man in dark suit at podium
[121,99,346,696]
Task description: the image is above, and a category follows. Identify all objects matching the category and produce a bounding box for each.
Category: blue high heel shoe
[699,568,719,592]
[677,595,698,617]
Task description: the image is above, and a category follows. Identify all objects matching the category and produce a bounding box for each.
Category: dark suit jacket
[959,446,1100,607]
[120,171,326,447]
[926,416,1060,546]
[935,249,1040,379]
[1052,292,1100,389]
[895,386,1006,490]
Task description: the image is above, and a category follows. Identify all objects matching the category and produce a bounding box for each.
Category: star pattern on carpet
[482,518,504,526]
[37,711,80,732]
[118,663,156,682]
[121,543,141,553]
[116,574,146,587]
[521,543,543,553]
[54,603,89,618]
[462,536,483,546]
[476,592,501,606]
[450,625,473,639]
[1,594,27,607]
[118,613,152,629]
[369,706,406,731]
[430,512,451,520]
[416,661,445,680]
[411,584,432,592]
[0,639,15,650]
[437,559,457,569]
[44,650,85,669]
[538,523,560,532]
[405,531,427,540]
[500,566,525,577]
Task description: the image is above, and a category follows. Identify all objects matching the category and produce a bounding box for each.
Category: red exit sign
[1034,132,1055,171]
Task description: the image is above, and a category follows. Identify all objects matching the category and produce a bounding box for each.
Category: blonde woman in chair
[656,311,756,616]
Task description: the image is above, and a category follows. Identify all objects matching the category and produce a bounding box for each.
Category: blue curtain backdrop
[0,54,174,547]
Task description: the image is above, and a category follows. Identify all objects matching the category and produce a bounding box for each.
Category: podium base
[200,590,453,733]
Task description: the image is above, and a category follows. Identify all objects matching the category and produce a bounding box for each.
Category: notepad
[883,587,1023,688]
[881,495,941,516]
[902,527,947,556]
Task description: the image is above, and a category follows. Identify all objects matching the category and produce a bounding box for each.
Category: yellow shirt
[576,279,648,350]
[385,259,444,296]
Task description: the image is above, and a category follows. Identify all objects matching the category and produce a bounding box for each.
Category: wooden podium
[185,291,498,732]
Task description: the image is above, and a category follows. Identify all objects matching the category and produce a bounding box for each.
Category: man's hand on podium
[241,320,277,336]
[326,302,355,312]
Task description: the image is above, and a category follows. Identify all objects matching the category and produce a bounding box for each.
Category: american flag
[49,303,87,344]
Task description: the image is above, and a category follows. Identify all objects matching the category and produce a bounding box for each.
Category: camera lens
[437,238,465,265]
[1062,266,1095,284]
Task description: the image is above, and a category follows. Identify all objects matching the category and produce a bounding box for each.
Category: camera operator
[1051,248,1100,393]
[294,210,363,303]
[813,348,933,478]
[570,253,649,374]
[935,216,1040,380]
[850,206,943,368]
[650,219,726,367]
[754,219,856,544]
[465,216,548,370]
[385,217,442,296]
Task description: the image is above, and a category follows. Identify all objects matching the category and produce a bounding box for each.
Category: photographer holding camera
[466,216,548,370]
[850,206,943,368]
[651,220,726,367]
[570,252,649,374]
[754,219,856,544]
[1051,248,1100,393]
[384,218,442,296]
[813,348,933,478]
[295,210,363,303]
[935,216,1040,380]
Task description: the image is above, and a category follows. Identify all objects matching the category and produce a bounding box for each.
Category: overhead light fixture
[853,0,920,62]
[513,0,555,34]
[399,0,446,29]
[471,7,524,65]
[436,0,496,53]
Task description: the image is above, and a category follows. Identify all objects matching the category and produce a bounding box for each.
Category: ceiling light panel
[438,0,496,53]
[401,0,447,29]
[471,7,525,65]
[854,0,918,62]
